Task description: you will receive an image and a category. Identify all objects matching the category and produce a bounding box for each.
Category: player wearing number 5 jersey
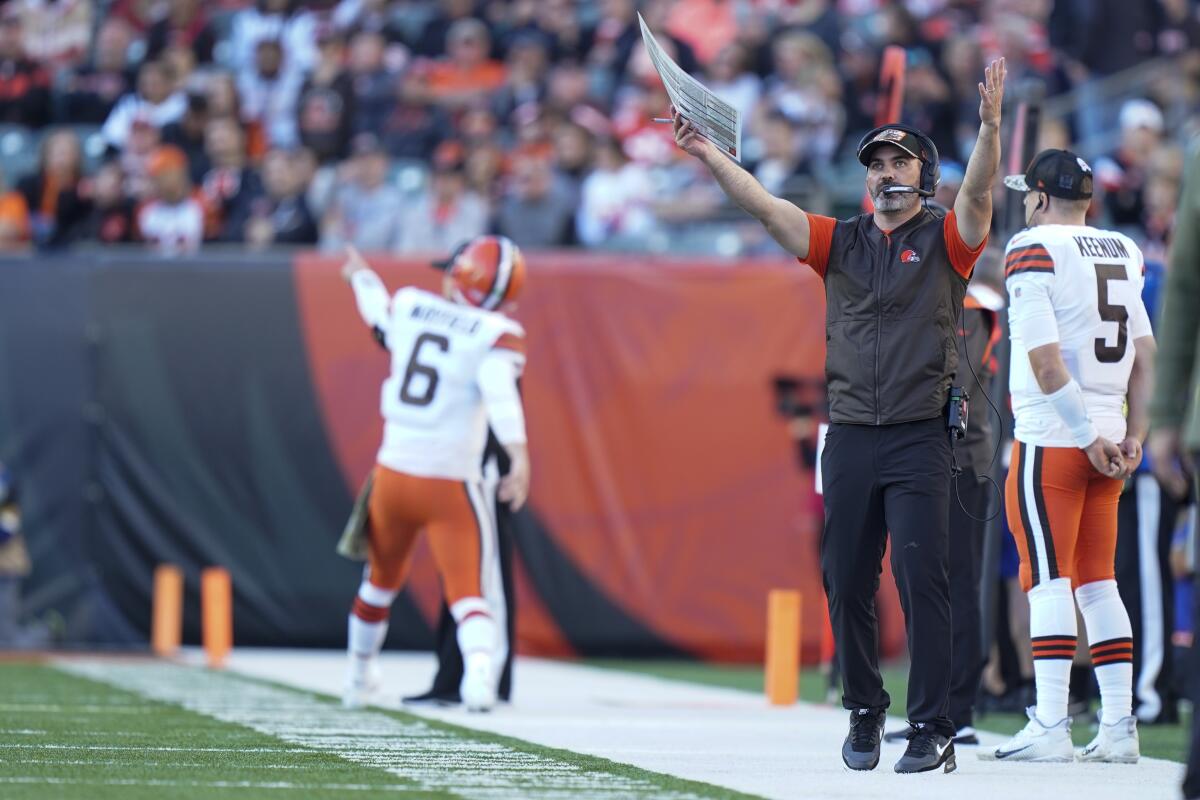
[985,150,1156,764]
[339,235,530,714]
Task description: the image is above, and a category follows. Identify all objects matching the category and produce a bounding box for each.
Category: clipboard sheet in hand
[638,13,742,161]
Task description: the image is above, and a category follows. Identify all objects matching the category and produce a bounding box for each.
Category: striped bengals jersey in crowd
[1005,223,1153,448]
[374,286,526,482]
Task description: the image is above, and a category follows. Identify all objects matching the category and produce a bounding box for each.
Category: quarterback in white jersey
[338,236,530,714]
[986,149,1156,766]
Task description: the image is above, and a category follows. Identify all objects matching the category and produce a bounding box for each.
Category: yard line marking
[59,661,711,800]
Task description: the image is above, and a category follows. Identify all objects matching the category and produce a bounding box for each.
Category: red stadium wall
[293,252,909,664]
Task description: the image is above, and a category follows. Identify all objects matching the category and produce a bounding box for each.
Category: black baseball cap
[1004,148,1093,200]
[857,127,924,165]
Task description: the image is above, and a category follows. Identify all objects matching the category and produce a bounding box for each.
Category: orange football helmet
[446,235,526,311]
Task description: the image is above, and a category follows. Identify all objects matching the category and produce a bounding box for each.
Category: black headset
[856,123,941,197]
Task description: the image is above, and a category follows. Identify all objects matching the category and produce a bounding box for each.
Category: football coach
[671,58,1005,774]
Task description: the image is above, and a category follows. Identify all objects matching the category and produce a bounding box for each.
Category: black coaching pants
[948,466,988,731]
[821,416,955,737]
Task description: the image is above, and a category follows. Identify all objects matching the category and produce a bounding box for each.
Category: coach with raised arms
[671,58,1006,773]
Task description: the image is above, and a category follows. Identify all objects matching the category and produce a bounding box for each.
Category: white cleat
[342,659,381,709]
[460,652,496,713]
[1077,716,1139,763]
[978,707,1073,762]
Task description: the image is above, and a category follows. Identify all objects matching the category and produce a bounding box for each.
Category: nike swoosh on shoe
[995,744,1034,759]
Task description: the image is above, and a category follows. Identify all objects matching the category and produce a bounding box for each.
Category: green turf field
[588,658,1192,762]
[0,660,758,800]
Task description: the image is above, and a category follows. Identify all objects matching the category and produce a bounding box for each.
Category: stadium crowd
[0,0,1195,255]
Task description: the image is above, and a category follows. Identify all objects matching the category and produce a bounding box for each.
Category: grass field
[0,660,758,800]
[588,658,1192,762]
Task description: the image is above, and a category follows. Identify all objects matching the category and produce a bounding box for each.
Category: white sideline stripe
[225,649,1190,800]
[56,661,709,800]
[0,777,413,791]
[0,729,44,734]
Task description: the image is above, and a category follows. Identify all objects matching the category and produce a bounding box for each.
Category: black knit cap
[1004,148,1094,200]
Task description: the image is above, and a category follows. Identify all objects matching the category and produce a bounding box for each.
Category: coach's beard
[872,183,919,212]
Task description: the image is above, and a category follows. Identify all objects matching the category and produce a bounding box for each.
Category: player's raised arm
[672,108,813,260]
[341,245,391,329]
[954,58,1005,250]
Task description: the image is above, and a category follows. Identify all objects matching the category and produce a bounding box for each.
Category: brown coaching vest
[822,208,969,425]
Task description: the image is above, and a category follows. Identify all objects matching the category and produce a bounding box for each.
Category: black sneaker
[894,725,956,774]
[842,708,885,770]
[401,689,460,707]
[885,723,978,746]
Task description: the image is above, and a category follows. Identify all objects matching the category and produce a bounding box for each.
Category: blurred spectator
[382,71,448,161]
[66,161,135,244]
[418,18,508,111]
[776,0,841,56]
[200,116,264,241]
[146,0,216,65]
[396,141,488,254]
[462,138,505,202]
[1141,146,1185,264]
[347,27,400,137]
[238,39,303,149]
[0,165,30,250]
[552,120,593,205]
[17,128,87,246]
[118,119,161,200]
[576,136,654,247]
[760,29,843,164]
[111,0,159,35]
[136,145,204,254]
[902,48,956,160]
[227,0,317,78]
[101,60,187,153]
[411,0,478,58]
[297,29,355,164]
[244,147,318,248]
[0,9,50,127]
[1095,99,1165,229]
[664,0,736,66]
[750,110,812,196]
[837,33,882,140]
[492,31,550,125]
[705,43,762,127]
[321,133,405,253]
[14,0,92,68]
[932,161,965,215]
[58,18,137,125]
[537,0,588,63]
[0,462,36,648]
[1050,0,1163,79]
[161,93,212,184]
[494,153,576,247]
[589,0,696,96]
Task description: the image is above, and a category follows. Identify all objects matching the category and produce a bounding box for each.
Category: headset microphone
[881,184,935,197]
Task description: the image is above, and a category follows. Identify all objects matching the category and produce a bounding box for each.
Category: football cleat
[342,658,381,709]
[460,652,496,713]
[979,707,1073,762]
[1077,716,1139,763]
